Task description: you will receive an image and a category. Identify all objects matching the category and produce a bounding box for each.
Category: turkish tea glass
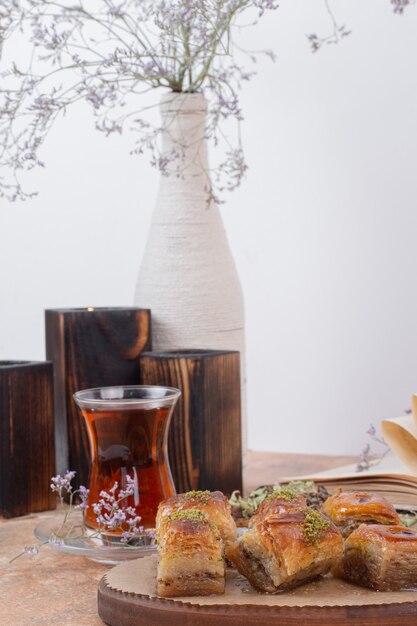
[73,385,180,534]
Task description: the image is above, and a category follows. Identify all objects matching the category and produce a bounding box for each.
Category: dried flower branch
[356,423,391,473]
[92,475,145,543]
[306,0,415,55]
[306,0,351,54]
[2,1,410,201]
[11,470,153,563]
[0,0,278,202]
[391,0,416,14]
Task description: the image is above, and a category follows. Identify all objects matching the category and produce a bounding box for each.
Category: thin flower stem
[9,541,49,564]
[0,0,353,202]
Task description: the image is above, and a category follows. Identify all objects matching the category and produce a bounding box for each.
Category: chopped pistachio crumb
[265,488,299,503]
[302,509,330,544]
[168,509,208,523]
[167,508,220,538]
[184,490,212,503]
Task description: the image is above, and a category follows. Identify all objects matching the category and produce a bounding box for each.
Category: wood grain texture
[0,452,371,626]
[0,361,55,518]
[139,350,242,495]
[97,578,417,626]
[45,308,151,487]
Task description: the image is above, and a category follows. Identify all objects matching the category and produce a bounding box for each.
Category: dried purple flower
[118,475,136,499]
[50,471,76,502]
[0,0,280,201]
[145,528,156,541]
[12,470,150,563]
[391,0,415,14]
[92,474,144,542]
[306,0,351,54]
[23,545,40,556]
[74,485,90,512]
[356,424,390,473]
[48,536,64,548]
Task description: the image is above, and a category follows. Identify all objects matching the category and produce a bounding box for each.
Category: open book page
[381,414,417,475]
[275,397,417,505]
[278,397,417,505]
[283,453,417,507]
[284,453,411,482]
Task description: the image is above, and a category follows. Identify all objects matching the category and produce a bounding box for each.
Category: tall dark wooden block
[0,361,56,518]
[45,307,151,487]
[139,350,242,496]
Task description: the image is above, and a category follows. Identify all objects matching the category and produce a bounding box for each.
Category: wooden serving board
[98,556,417,625]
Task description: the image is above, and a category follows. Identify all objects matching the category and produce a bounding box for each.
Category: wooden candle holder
[139,350,242,496]
[0,361,56,518]
[45,307,151,488]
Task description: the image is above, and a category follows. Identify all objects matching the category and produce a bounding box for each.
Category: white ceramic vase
[134,92,247,456]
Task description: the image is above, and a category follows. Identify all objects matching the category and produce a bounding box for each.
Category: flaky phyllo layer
[227,500,344,593]
[156,508,225,597]
[322,491,400,538]
[337,524,417,591]
[156,490,237,546]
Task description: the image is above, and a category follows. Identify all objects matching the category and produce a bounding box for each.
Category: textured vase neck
[159,92,209,182]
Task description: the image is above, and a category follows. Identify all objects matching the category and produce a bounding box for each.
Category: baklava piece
[157,509,225,597]
[321,490,400,538]
[249,487,307,528]
[156,490,237,545]
[227,507,344,593]
[338,524,417,591]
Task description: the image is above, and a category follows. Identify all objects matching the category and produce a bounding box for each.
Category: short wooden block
[45,307,151,488]
[0,361,56,518]
[139,350,242,496]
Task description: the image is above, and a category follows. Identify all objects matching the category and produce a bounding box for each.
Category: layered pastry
[321,490,400,538]
[156,490,237,545]
[249,487,307,528]
[337,524,417,591]
[227,507,344,592]
[156,508,225,597]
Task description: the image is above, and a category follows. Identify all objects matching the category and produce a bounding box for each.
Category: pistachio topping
[167,508,220,538]
[168,509,208,523]
[302,509,330,544]
[184,490,212,503]
[265,488,299,503]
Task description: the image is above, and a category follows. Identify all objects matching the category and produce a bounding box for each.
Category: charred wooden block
[45,307,151,487]
[0,361,56,518]
[139,350,242,496]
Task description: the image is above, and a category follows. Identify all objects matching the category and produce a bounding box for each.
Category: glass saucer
[34,513,157,565]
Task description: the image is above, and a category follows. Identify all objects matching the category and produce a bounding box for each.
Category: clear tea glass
[73,385,180,532]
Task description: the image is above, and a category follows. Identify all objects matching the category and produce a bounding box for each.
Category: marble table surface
[0,450,354,626]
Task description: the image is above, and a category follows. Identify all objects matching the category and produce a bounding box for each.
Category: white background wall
[1,0,417,456]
